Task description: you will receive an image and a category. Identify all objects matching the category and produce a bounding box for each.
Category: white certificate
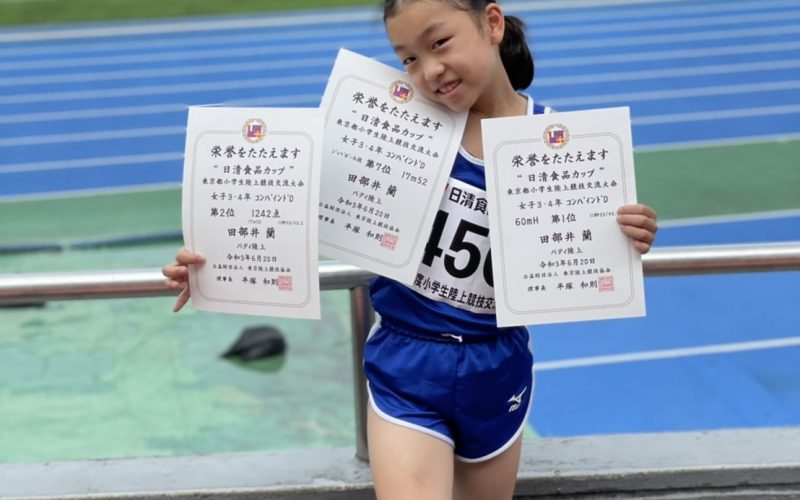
[318,49,467,285]
[182,107,321,319]
[483,107,645,326]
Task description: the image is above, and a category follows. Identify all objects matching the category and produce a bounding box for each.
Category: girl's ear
[484,3,506,45]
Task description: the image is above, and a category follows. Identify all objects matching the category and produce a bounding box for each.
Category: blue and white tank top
[370,96,551,337]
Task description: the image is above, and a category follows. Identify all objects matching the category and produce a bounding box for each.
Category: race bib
[409,178,495,313]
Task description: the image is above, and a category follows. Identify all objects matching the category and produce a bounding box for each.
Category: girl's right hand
[162,247,205,312]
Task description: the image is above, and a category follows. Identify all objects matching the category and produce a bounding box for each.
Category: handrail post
[349,285,374,462]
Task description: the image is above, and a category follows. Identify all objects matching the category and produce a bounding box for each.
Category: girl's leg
[452,435,523,500]
[367,405,454,500]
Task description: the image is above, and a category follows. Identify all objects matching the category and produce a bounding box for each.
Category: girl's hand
[617,204,657,254]
[161,248,205,312]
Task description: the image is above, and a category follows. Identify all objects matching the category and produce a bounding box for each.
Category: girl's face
[385,0,504,113]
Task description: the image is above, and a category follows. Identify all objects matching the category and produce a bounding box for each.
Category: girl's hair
[383,0,534,90]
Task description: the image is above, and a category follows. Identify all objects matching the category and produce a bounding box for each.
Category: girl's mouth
[436,80,461,96]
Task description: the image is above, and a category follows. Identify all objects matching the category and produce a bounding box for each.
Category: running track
[0,0,798,437]
[1,0,799,198]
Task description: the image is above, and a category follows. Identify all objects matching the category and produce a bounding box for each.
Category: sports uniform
[364,95,551,462]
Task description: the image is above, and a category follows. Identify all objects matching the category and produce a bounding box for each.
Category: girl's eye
[402,56,416,66]
[433,38,450,49]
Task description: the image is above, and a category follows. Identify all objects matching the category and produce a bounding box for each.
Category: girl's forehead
[387,0,467,22]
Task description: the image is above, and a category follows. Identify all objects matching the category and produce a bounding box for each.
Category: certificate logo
[390,81,414,104]
[242,118,267,143]
[544,124,569,149]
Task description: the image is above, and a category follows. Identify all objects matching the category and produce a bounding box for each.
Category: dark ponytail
[499,14,534,90]
[383,0,535,90]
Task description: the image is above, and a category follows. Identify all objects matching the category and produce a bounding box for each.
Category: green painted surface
[0,188,182,245]
[0,243,357,462]
[635,140,800,220]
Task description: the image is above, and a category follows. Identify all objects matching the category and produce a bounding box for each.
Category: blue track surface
[0,0,798,437]
[531,214,800,436]
[1,0,799,198]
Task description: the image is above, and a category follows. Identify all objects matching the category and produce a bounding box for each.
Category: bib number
[423,210,493,287]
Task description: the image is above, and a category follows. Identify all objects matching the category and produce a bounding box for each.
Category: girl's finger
[176,248,205,265]
[172,287,191,313]
[617,204,657,220]
[162,263,189,280]
[617,214,658,234]
[619,224,656,245]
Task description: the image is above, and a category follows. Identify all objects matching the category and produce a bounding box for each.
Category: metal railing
[1,241,799,461]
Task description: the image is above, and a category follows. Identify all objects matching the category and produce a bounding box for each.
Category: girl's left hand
[617,204,658,254]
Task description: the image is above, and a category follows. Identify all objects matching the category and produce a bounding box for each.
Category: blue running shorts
[363,320,534,462]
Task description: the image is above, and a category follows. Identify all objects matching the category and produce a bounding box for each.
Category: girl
[164,1,658,498]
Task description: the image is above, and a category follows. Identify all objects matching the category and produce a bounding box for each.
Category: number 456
[422,210,494,287]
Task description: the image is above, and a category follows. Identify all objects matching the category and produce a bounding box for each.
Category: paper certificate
[483,107,645,326]
[318,49,467,285]
[182,107,322,319]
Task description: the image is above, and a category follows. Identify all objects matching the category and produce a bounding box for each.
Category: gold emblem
[242,118,267,143]
[543,123,569,149]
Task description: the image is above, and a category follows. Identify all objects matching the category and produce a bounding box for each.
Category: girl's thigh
[453,435,523,500]
[367,406,454,500]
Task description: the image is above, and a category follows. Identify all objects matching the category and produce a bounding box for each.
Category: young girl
[164,1,658,498]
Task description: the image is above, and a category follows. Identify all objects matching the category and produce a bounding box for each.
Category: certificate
[318,49,467,285]
[182,107,322,319]
[483,107,645,326]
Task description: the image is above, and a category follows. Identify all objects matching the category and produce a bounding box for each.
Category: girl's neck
[461,85,527,160]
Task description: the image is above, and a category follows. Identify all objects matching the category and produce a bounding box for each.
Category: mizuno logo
[507,386,527,412]
[441,333,463,343]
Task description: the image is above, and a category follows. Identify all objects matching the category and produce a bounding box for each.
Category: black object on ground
[221,325,286,362]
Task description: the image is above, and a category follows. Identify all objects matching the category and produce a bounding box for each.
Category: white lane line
[0,103,187,124]
[535,10,800,37]
[0,26,386,58]
[534,337,800,372]
[535,24,800,50]
[0,10,383,43]
[537,60,800,87]
[0,182,182,203]
[633,105,800,125]
[508,0,799,21]
[0,94,322,124]
[548,80,800,107]
[635,133,800,152]
[0,56,339,87]
[658,209,800,228]
[0,152,183,174]
[541,41,800,68]
[0,38,384,72]
[0,126,183,147]
[0,74,329,105]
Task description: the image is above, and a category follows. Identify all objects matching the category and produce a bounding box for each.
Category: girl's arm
[617,204,658,254]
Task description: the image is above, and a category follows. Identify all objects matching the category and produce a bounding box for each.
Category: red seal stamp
[278,275,292,292]
[598,275,615,292]
[381,232,398,250]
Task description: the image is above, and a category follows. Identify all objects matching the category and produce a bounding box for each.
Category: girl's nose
[423,59,445,83]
